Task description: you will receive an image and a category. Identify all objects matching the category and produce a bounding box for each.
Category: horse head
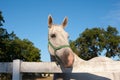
[48,15,74,68]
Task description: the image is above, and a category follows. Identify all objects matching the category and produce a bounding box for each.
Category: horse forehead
[49,25,64,33]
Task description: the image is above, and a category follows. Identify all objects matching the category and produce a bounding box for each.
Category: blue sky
[0,0,120,61]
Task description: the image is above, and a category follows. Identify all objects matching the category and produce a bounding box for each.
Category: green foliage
[70,26,120,60]
[0,11,41,62]
[0,27,41,62]
[0,10,41,80]
[0,11,5,26]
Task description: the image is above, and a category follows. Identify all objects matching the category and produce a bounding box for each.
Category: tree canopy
[0,11,41,62]
[0,11,5,26]
[70,26,120,60]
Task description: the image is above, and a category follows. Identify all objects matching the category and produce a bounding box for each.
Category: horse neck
[73,53,85,67]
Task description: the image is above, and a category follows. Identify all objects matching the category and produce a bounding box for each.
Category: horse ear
[62,17,68,28]
[48,15,53,28]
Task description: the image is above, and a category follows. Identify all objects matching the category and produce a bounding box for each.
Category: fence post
[12,59,21,80]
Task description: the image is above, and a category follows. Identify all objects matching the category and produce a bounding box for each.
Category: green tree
[9,38,41,62]
[0,11,41,62]
[70,26,120,60]
[0,10,41,80]
[104,26,120,58]
[0,11,5,26]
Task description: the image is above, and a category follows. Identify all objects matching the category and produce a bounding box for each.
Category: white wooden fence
[0,59,120,80]
[0,59,64,80]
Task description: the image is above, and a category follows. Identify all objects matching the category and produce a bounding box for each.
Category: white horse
[48,15,84,68]
[48,15,118,80]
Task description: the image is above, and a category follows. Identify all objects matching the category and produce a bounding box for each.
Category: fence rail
[0,62,12,73]
[0,59,120,80]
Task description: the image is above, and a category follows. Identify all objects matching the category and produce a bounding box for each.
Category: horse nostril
[51,34,56,38]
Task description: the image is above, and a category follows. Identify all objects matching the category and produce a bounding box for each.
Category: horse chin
[63,61,74,68]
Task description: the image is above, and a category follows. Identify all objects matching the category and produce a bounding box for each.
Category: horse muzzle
[58,49,74,68]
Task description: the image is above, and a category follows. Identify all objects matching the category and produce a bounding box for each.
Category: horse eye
[51,34,56,38]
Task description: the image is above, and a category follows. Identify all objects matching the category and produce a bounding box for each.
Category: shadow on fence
[54,73,110,80]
